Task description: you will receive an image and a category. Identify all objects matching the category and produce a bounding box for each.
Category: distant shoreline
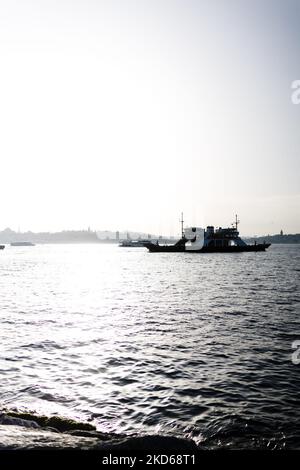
[0,228,299,245]
[245,234,300,244]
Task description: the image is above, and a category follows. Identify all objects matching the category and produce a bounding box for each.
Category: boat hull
[145,243,271,253]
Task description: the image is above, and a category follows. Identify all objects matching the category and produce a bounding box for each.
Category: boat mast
[235,214,240,231]
[180,212,184,238]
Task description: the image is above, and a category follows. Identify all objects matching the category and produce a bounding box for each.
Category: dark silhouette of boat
[119,239,149,247]
[145,215,271,253]
[0,245,4,250]
[10,242,35,247]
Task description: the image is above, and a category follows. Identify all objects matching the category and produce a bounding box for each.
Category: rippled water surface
[1,244,300,448]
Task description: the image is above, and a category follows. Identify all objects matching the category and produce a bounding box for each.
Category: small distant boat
[145,214,271,253]
[119,239,149,248]
[0,245,4,250]
[10,241,35,247]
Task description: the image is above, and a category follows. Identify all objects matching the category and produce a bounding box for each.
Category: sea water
[0,243,299,449]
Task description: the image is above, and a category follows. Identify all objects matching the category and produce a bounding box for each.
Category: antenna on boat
[234,214,240,231]
[180,212,184,238]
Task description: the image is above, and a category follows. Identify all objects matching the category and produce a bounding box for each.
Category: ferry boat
[145,215,271,253]
[10,242,35,247]
[119,239,149,247]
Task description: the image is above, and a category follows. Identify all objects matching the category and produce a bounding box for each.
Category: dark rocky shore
[0,410,198,452]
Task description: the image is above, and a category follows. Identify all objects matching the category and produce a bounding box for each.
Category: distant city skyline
[0,0,299,236]
[0,224,297,239]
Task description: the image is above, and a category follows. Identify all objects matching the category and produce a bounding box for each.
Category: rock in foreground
[0,412,198,452]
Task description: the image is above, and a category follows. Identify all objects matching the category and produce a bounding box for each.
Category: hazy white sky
[0,0,299,236]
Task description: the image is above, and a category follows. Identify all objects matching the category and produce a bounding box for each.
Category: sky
[0,0,299,236]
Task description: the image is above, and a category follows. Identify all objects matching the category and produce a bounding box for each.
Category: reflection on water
[0,244,300,448]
